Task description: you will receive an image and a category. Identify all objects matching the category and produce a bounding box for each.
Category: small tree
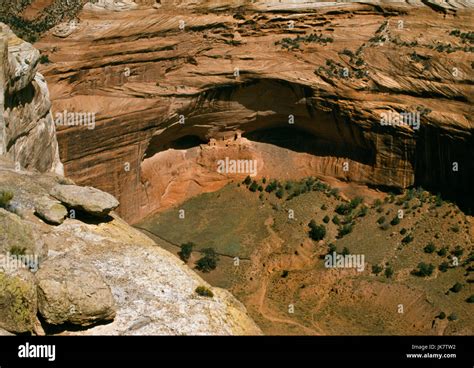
[424,242,436,254]
[249,181,259,192]
[195,248,219,273]
[372,264,383,275]
[323,215,330,224]
[309,222,326,241]
[450,282,463,293]
[243,176,251,185]
[412,262,434,277]
[178,242,194,263]
[275,188,284,199]
[390,216,400,226]
[384,266,394,278]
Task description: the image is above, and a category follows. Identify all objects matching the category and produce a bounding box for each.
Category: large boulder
[34,196,68,225]
[50,184,119,217]
[36,256,116,327]
[0,267,37,333]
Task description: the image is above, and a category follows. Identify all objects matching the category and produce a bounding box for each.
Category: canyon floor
[137,176,473,335]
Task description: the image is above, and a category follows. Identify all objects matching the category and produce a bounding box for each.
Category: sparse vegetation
[308,220,326,241]
[195,286,213,298]
[412,262,435,277]
[0,190,13,208]
[372,264,383,275]
[195,248,219,273]
[178,242,194,263]
[424,242,436,254]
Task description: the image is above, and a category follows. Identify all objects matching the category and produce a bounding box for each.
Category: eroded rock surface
[28,1,473,222]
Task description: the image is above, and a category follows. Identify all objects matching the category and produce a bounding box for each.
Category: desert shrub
[447,313,458,321]
[372,264,383,275]
[195,248,219,273]
[452,246,464,257]
[281,270,289,278]
[401,234,414,244]
[412,262,435,277]
[243,176,251,185]
[338,223,353,238]
[439,262,450,272]
[438,312,446,319]
[341,247,350,256]
[178,242,194,263]
[356,206,368,218]
[335,203,351,215]
[332,215,340,225]
[327,243,337,254]
[321,204,328,211]
[265,180,278,193]
[450,282,463,293]
[377,216,386,225]
[39,54,50,64]
[373,199,383,207]
[195,286,213,297]
[466,295,474,303]
[424,242,436,254]
[249,181,258,192]
[0,190,13,208]
[384,266,394,278]
[435,194,443,207]
[275,188,284,199]
[309,221,326,241]
[451,225,460,233]
[390,216,400,226]
[9,246,26,256]
[257,185,264,192]
[437,247,447,257]
[400,228,407,235]
[322,215,330,224]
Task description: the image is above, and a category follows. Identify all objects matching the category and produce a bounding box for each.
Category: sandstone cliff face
[0,23,63,175]
[31,1,473,223]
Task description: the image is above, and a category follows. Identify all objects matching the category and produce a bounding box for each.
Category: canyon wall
[31,1,473,222]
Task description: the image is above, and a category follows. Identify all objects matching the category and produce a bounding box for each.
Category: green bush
[438,312,446,319]
[195,286,213,298]
[447,313,458,321]
[412,262,435,277]
[178,242,194,263]
[39,54,50,64]
[281,270,289,278]
[450,282,463,293]
[309,221,326,241]
[338,223,353,238]
[438,262,449,272]
[323,215,330,224]
[275,188,284,199]
[452,246,464,257]
[424,242,436,254]
[195,248,219,273]
[437,247,447,257]
[466,295,474,303]
[9,246,26,256]
[384,266,394,278]
[401,234,414,244]
[372,264,383,275]
[332,215,340,225]
[342,247,350,256]
[390,216,400,226]
[243,176,251,185]
[249,181,258,192]
[377,216,386,225]
[0,190,13,208]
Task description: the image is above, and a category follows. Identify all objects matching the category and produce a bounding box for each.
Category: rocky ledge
[0,157,261,335]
